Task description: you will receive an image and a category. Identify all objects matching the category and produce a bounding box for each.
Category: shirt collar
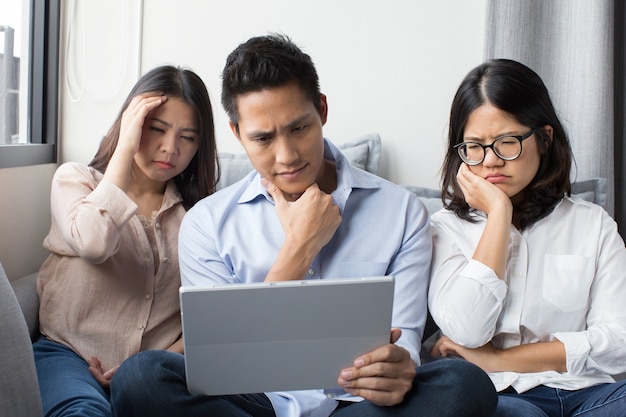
[161,180,184,210]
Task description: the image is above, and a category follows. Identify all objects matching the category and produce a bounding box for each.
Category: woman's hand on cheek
[457,163,511,215]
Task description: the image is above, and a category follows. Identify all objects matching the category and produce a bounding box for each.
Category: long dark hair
[441,59,573,230]
[89,65,219,209]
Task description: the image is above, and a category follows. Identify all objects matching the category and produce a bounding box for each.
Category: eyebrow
[150,117,199,134]
[464,131,524,142]
[243,112,313,139]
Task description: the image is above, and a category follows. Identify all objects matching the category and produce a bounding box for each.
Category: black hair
[441,59,573,230]
[90,65,219,209]
[221,33,322,129]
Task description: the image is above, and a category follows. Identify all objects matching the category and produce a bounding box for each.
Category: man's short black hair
[221,33,322,128]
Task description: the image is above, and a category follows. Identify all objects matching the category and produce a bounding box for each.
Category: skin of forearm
[492,340,567,373]
[102,147,135,192]
[167,338,184,354]
[264,238,316,282]
[472,205,512,279]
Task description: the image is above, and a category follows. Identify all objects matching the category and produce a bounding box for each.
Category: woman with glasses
[428,58,626,416]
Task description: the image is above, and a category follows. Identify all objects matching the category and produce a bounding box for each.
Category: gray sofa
[2,133,610,415]
[1,264,43,417]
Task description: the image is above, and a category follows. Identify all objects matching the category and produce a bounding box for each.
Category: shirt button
[163,257,169,263]
[155,223,161,229]
[308,269,314,276]
[138,324,145,330]
[145,294,152,300]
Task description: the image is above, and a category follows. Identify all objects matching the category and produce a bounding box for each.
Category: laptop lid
[180,276,395,395]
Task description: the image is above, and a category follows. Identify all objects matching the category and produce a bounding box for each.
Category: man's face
[230,82,328,200]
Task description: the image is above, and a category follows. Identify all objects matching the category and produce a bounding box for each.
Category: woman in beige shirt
[33,65,219,417]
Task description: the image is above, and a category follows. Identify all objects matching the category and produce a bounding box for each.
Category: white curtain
[484,0,624,232]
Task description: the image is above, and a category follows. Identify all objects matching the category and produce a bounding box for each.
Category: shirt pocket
[338,262,389,278]
[542,254,594,313]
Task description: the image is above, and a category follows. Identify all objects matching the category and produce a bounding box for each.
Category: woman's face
[462,103,548,202]
[133,97,199,185]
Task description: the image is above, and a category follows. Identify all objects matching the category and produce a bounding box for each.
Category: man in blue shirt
[111,34,496,417]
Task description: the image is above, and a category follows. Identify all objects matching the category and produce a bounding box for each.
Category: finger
[123,95,166,127]
[88,366,107,386]
[344,387,407,407]
[346,344,409,382]
[364,343,409,366]
[260,178,287,205]
[429,335,449,358]
[88,356,103,372]
[343,380,411,407]
[103,365,120,380]
[390,328,402,344]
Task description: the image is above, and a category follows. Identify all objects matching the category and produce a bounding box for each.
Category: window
[0,0,59,168]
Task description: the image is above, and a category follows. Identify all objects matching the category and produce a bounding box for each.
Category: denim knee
[111,350,183,405]
[417,359,498,416]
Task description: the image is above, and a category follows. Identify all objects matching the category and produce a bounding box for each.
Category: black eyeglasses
[454,128,538,166]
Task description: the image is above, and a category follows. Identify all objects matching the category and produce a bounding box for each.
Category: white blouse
[428,196,626,393]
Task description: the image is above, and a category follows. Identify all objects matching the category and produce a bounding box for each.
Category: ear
[228,120,242,145]
[319,94,328,126]
[541,125,554,144]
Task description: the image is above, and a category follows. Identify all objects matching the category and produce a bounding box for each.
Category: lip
[485,173,509,183]
[277,164,307,179]
[154,160,175,169]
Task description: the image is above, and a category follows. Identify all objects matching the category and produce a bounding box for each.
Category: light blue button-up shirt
[179,139,432,417]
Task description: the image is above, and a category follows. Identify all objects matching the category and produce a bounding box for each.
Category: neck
[315,159,338,195]
[129,164,167,196]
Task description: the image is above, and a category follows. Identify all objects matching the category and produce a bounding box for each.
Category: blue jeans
[33,337,111,417]
[493,381,626,417]
[110,350,497,417]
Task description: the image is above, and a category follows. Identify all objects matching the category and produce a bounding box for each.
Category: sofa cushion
[216,133,382,190]
[571,177,607,209]
[0,264,43,417]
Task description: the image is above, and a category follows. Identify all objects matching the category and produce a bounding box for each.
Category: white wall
[1,0,487,278]
[60,0,487,187]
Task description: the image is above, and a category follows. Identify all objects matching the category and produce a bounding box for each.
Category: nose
[482,147,503,167]
[161,132,178,155]
[274,137,298,165]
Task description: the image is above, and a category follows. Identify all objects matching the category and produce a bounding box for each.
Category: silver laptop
[180,276,395,395]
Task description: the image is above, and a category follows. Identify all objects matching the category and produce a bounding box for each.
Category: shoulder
[555,195,611,221]
[54,162,99,180]
[52,162,102,188]
[355,169,426,210]
[184,174,258,222]
[430,207,485,238]
[550,196,618,235]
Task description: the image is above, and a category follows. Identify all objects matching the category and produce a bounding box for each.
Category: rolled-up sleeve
[428,216,508,347]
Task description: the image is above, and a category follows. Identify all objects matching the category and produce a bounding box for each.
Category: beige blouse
[37,162,185,371]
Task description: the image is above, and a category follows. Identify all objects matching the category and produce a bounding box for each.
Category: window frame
[0,0,59,168]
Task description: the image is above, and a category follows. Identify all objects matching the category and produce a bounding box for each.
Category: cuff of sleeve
[396,331,420,366]
[552,331,590,375]
[85,180,137,225]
